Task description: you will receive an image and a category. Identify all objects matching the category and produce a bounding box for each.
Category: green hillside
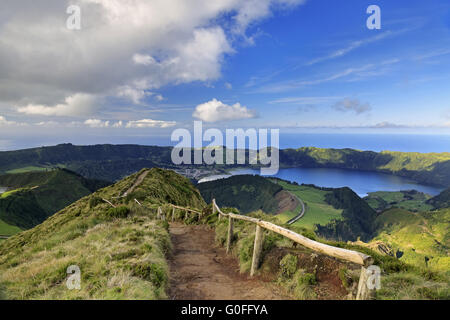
[279,147,450,187]
[0,169,110,230]
[1,144,449,187]
[426,187,450,209]
[364,190,434,212]
[371,208,449,272]
[0,168,205,299]
[272,180,343,229]
[314,186,378,241]
[198,175,282,214]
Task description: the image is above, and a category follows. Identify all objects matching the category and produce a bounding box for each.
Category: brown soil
[168,223,293,300]
[275,190,300,214]
[261,247,358,300]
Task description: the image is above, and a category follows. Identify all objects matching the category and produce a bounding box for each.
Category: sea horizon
[1,132,449,154]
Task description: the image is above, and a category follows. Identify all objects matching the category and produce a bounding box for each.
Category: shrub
[297,271,317,286]
[279,254,298,279]
[89,196,103,208]
[105,206,130,219]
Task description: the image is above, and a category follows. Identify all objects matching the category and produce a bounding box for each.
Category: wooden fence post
[172,207,175,222]
[356,266,376,300]
[157,207,161,219]
[184,210,188,221]
[250,225,264,277]
[226,216,234,254]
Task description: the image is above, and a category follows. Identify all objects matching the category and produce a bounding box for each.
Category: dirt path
[168,223,292,300]
[122,170,149,197]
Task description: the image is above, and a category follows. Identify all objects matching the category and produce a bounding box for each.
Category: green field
[364,191,434,212]
[5,166,49,174]
[0,219,22,236]
[273,180,342,229]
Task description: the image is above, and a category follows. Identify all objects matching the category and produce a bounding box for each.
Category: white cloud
[112,121,123,128]
[84,119,110,128]
[116,86,148,104]
[17,94,97,116]
[193,98,257,122]
[0,116,20,126]
[225,82,233,90]
[126,119,176,128]
[0,0,305,114]
[132,54,156,66]
[332,98,371,115]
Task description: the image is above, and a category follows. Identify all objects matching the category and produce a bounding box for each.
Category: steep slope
[197,175,282,214]
[315,186,378,242]
[426,187,450,209]
[370,208,449,272]
[0,168,205,299]
[0,169,110,230]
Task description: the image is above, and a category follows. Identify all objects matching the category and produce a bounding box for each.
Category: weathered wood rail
[157,199,376,300]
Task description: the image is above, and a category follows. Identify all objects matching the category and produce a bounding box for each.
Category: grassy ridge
[0,168,205,299]
[198,175,282,214]
[0,169,110,230]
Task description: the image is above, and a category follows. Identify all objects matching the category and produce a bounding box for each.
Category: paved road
[286,192,306,225]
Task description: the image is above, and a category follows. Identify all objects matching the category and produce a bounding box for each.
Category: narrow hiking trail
[168,222,292,300]
[122,170,149,197]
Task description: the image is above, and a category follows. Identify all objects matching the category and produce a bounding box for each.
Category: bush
[279,254,298,279]
[89,196,103,208]
[105,206,130,218]
[297,271,317,286]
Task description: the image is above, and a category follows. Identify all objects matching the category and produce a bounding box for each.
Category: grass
[5,166,49,174]
[372,208,450,272]
[273,181,343,229]
[364,191,434,212]
[214,206,449,300]
[0,219,22,236]
[0,168,206,300]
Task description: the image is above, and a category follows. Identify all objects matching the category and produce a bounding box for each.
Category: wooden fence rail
[157,198,376,300]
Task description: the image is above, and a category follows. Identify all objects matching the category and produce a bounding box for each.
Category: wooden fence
[158,199,376,300]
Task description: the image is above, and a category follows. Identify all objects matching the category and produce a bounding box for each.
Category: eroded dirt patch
[275,190,300,214]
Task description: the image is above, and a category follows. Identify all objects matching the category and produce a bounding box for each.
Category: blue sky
[0,0,450,150]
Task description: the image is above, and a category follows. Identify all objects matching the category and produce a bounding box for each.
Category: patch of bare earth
[168,223,293,300]
[275,190,300,214]
[261,247,359,300]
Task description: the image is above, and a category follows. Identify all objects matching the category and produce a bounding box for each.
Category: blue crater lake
[199,167,444,197]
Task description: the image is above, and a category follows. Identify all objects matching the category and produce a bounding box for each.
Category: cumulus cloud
[193,98,257,122]
[17,94,97,116]
[126,119,176,128]
[0,0,304,117]
[332,98,371,115]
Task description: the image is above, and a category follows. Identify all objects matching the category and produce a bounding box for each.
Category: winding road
[286,192,306,225]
